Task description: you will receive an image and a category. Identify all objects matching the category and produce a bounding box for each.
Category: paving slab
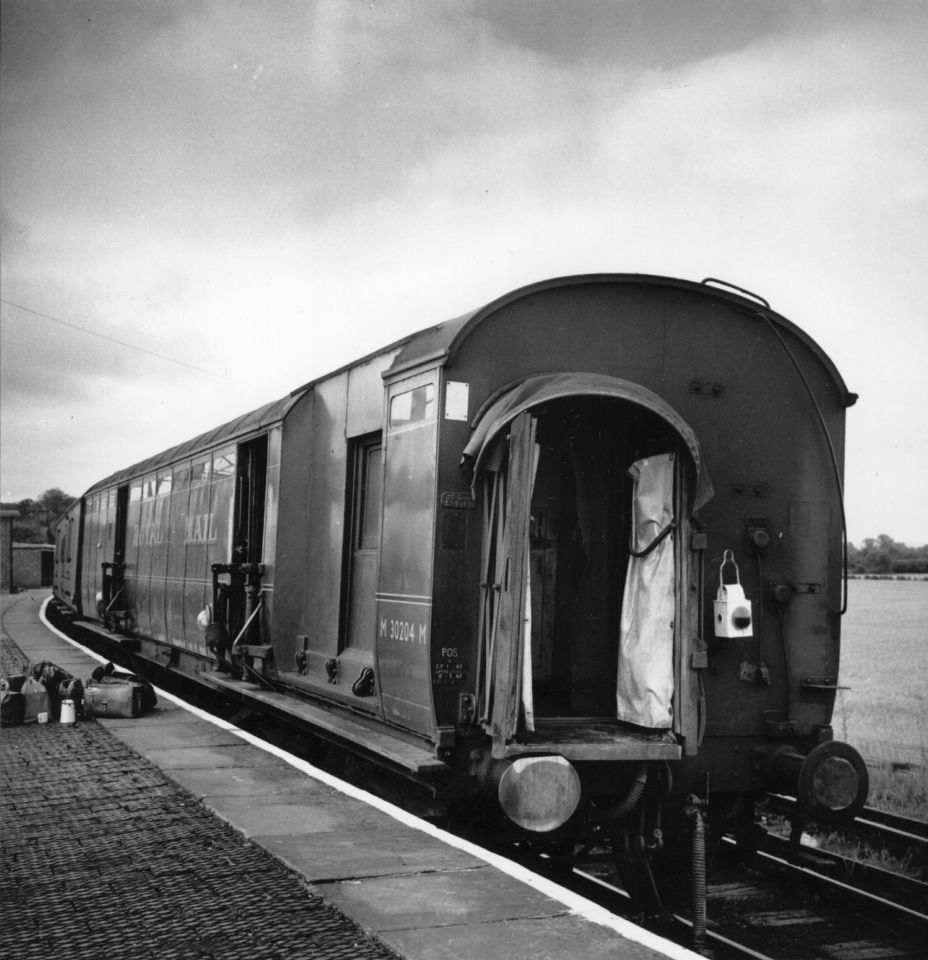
[202,788,398,835]
[318,867,566,931]
[100,717,245,749]
[134,741,276,769]
[257,822,487,881]
[165,760,322,798]
[377,913,667,960]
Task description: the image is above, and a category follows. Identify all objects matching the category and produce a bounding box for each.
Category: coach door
[222,436,268,647]
[114,485,129,565]
[344,435,383,654]
[467,375,711,758]
[98,485,129,628]
[234,436,268,565]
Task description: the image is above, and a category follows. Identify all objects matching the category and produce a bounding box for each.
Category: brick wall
[11,544,55,589]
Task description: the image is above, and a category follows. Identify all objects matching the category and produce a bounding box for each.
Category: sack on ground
[21,676,50,723]
[30,660,72,720]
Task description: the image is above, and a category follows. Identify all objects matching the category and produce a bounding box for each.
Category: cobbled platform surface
[0,718,398,960]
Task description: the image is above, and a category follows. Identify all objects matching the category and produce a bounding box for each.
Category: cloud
[476,0,795,68]
[1,1,927,541]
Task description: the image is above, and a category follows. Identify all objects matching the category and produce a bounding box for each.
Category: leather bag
[83,676,145,719]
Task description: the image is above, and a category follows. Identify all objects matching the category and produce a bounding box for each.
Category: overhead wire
[0,297,226,378]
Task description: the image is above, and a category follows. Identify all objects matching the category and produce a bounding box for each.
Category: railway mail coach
[55,274,868,846]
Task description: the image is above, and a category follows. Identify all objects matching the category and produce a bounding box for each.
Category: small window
[174,464,191,489]
[190,458,212,486]
[156,472,172,497]
[389,383,435,428]
[356,443,383,550]
[129,482,143,503]
[212,448,236,478]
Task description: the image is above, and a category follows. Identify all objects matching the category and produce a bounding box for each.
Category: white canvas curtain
[520,443,540,731]
[616,453,676,729]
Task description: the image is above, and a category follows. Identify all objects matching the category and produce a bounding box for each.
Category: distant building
[1,510,17,592]
[12,543,55,589]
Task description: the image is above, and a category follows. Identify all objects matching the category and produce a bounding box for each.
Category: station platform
[1,592,699,960]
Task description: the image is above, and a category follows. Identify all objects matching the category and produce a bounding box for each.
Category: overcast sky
[1,0,926,545]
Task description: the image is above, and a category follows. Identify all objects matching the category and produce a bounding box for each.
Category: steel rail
[856,805,928,842]
[763,793,928,871]
[751,831,928,916]
[725,838,928,929]
[765,793,928,841]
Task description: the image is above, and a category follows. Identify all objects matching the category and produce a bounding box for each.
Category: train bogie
[54,274,868,843]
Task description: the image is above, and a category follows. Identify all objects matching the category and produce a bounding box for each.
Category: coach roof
[84,394,298,496]
[385,274,854,405]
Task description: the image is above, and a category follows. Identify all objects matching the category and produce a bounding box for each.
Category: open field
[836,579,928,760]
[836,578,927,817]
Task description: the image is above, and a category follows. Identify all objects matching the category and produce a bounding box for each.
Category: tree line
[848,534,928,575]
[2,488,75,544]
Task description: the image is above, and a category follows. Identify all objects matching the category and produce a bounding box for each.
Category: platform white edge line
[38,597,701,960]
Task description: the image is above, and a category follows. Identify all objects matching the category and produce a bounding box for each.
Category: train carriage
[54,273,868,861]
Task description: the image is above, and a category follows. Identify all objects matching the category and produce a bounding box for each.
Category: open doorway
[234,435,268,565]
[476,394,688,744]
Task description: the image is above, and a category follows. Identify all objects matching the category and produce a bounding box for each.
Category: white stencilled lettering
[379,618,428,645]
[184,512,218,544]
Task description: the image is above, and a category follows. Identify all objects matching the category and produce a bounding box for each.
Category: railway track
[705,834,927,959]
[505,793,928,958]
[764,792,928,868]
[528,831,928,960]
[51,608,928,959]
[752,823,928,917]
[759,793,928,913]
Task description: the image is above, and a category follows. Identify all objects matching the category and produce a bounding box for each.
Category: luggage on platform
[0,678,25,726]
[1,658,154,722]
[29,660,71,720]
[59,677,84,718]
[21,676,50,723]
[83,670,156,719]
[30,660,71,720]
[83,676,144,718]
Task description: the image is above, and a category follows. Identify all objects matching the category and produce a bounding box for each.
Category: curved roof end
[460,372,714,510]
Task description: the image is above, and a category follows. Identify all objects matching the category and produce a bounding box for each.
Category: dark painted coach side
[410,276,852,788]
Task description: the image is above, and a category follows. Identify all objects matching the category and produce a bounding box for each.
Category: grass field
[836,578,928,817]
